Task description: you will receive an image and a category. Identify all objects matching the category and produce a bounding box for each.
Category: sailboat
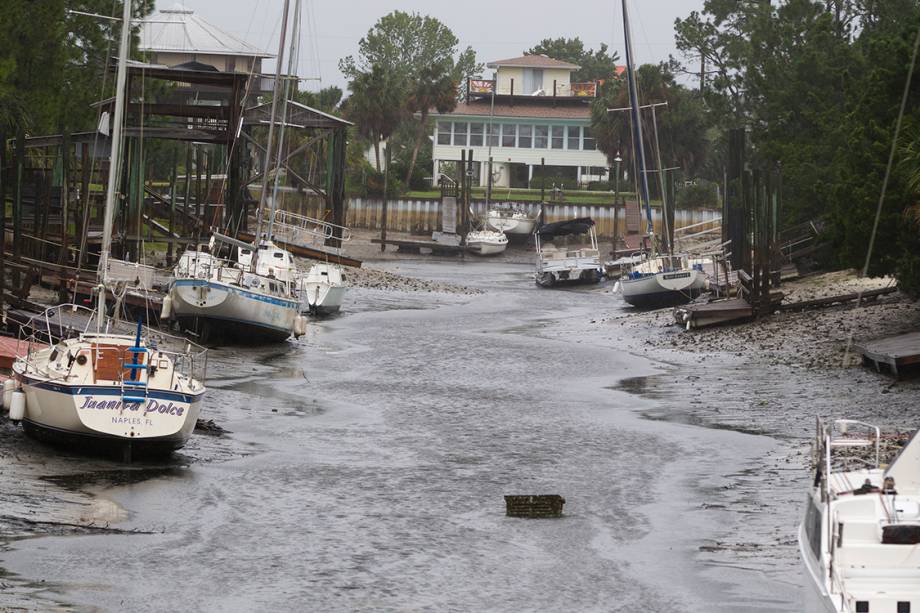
[466,229,508,255]
[616,0,706,308]
[10,0,206,456]
[165,0,305,344]
[800,419,920,611]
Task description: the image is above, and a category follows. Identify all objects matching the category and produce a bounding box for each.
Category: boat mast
[621,0,654,250]
[267,0,303,240]
[253,0,292,254]
[96,0,133,332]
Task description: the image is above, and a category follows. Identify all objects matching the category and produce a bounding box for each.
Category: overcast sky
[156,0,705,91]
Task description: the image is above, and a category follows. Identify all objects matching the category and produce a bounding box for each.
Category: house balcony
[467,78,598,101]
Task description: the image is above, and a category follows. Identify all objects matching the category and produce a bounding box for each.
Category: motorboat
[534,218,603,287]
[487,205,538,236]
[297,262,347,315]
[800,419,920,612]
[9,0,206,458]
[466,230,508,255]
[166,241,305,344]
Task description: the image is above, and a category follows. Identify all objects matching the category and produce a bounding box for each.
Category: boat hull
[169,279,297,344]
[798,523,842,612]
[302,283,346,315]
[621,270,706,308]
[17,376,203,456]
[487,215,536,235]
[467,240,508,256]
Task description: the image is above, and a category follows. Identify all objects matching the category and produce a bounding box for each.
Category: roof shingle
[433,100,592,120]
[486,55,580,70]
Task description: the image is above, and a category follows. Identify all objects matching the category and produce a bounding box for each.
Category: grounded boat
[534,218,603,287]
[615,0,706,309]
[466,230,508,255]
[9,0,206,457]
[619,254,707,308]
[166,241,304,344]
[487,206,538,236]
[800,419,920,612]
[297,262,347,315]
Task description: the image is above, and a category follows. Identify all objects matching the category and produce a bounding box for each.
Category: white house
[431,55,610,189]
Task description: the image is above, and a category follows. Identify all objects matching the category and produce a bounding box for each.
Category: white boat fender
[612,281,621,293]
[160,294,173,320]
[294,315,308,337]
[2,379,15,409]
[9,390,25,421]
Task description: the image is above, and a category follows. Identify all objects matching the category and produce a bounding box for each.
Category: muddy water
[1,261,805,611]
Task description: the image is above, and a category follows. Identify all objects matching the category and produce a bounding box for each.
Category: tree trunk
[405,111,428,186]
[373,136,381,172]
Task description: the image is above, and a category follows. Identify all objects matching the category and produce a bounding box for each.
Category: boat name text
[78,396,185,416]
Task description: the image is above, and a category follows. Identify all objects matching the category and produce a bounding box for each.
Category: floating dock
[0,335,45,370]
[504,495,566,518]
[370,238,464,256]
[856,332,920,378]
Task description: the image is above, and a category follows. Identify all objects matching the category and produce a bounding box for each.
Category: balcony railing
[467,78,598,99]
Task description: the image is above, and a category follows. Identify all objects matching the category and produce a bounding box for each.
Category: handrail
[270,209,352,243]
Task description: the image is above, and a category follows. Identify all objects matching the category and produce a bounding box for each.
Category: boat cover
[537,217,595,239]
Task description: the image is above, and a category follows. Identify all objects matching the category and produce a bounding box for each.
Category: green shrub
[587,181,613,191]
[675,180,719,209]
[529,176,579,190]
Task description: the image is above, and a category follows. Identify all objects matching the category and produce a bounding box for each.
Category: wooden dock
[504,495,566,518]
[370,238,465,256]
[856,332,920,377]
[0,335,46,369]
[674,298,754,329]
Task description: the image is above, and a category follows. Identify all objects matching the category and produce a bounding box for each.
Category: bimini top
[537,217,595,239]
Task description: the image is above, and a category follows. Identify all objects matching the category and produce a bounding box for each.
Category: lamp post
[613,152,622,205]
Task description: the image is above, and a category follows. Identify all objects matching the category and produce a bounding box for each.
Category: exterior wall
[433,114,608,186]
[146,51,259,74]
[495,67,524,95]
[542,68,573,96]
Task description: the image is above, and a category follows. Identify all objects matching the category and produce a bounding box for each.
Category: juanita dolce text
[79,397,185,416]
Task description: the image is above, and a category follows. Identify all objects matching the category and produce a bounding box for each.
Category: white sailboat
[800,419,920,612]
[297,262,347,315]
[487,205,538,236]
[164,0,305,344]
[10,0,207,456]
[615,0,707,309]
[466,229,508,255]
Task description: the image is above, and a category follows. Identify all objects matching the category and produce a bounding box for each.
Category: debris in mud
[195,418,229,436]
[0,515,155,540]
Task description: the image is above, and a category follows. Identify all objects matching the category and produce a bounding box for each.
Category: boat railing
[270,210,352,253]
[15,304,208,384]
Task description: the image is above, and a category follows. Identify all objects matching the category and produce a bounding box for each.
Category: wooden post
[540,157,545,202]
[75,142,91,285]
[167,148,178,266]
[0,129,6,313]
[13,130,24,261]
[725,128,745,273]
[204,148,213,229]
[59,129,71,272]
[380,144,389,251]
[487,155,493,204]
[195,144,203,242]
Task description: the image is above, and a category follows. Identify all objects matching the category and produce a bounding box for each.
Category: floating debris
[194,419,230,436]
[504,495,566,518]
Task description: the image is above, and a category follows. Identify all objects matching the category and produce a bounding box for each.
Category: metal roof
[140,4,273,59]
[486,55,580,70]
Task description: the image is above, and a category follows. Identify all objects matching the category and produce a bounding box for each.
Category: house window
[583,127,596,150]
[856,603,868,613]
[518,125,532,148]
[567,126,581,150]
[470,123,484,146]
[437,121,451,145]
[501,124,516,147]
[534,125,548,148]
[454,122,468,146]
[897,603,910,613]
[551,126,564,149]
[486,123,498,147]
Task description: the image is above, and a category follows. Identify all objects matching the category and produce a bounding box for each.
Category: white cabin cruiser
[297,262,347,315]
[167,241,305,344]
[466,230,508,256]
[800,419,920,613]
[534,218,603,287]
[487,206,538,236]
